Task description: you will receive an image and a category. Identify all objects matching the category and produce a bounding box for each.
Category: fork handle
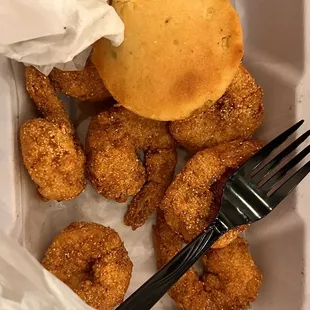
[116,222,223,310]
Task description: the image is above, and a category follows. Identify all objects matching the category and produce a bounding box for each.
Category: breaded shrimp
[42,222,133,310]
[153,212,218,310]
[86,106,176,229]
[202,237,263,310]
[170,65,264,152]
[153,213,262,310]
[124,148,176,229]
[161,140,263,242]
[49,60,110,102]
[20,66,86,201]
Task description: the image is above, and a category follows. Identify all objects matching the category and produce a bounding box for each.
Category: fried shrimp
[153,213,262,310]
[169,65,264,152]
[153,213,218,310]
[161,140,263,242]
[202,237,263,310]
[86,106,176,229]
[49,60,110,102]
[124,148,177,229]
[42,222,133,310]
[20,66,85,201]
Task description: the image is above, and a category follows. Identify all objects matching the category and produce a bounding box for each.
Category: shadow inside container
[246,64,298,141]
[237,1,306,309]
[247,194,305,310]
[237,0,305,73]
[246,68,306,309]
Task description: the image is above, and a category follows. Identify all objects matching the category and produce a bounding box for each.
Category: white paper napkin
[0,0,124,75]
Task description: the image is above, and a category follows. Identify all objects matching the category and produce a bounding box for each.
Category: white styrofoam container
[1,0,310,309]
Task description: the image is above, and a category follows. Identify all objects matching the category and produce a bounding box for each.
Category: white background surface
[0,0,310,309]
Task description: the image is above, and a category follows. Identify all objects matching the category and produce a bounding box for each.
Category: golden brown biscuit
[92,0,243,120]
[42,222,133,310]
[170,65,264,151]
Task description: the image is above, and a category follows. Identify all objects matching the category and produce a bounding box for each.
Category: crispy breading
[161,140,263,242]
[86,106,176,228]
[87,142,146,202]
[25,66,73,132]
[42,222,133,310]
[214,226,248,249]
[153,213,262,310]
[202,237,263,310]
[21,66,86,201]
[49,60,110,102]
[153,213,218,310]
[20,119,85,201]
[124,149,177,229]
[170,65,264,151]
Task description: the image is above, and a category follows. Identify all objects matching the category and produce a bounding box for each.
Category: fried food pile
[170,64,264,152]
[20,67,86,201]
[42,222,133,310]
[86,106,177,229]
[20,0,267,306]
[153,213,263,310]
[21,60,110,201]
[22,59,265,309]
[153,138,264,308]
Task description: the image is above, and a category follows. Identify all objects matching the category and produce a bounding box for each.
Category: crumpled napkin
[0,229,92,310]
[0,0,124,75]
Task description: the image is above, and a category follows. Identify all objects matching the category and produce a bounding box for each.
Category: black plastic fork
[117,120,310,310]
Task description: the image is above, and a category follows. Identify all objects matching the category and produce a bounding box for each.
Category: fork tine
[269,160,310,206]
[238,120,304,176]
[252,130,310,183]
[260,145,310,191]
